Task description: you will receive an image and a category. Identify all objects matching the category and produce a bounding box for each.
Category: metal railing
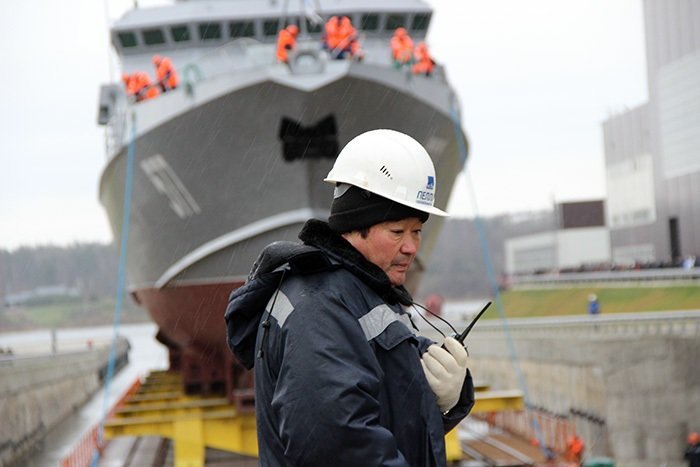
[509,267,700,288]
[104,34,447,159]
[448,309,700,338]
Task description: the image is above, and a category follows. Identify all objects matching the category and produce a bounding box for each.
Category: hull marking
[141,154,202,218]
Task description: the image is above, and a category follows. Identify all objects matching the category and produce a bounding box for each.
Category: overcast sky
[0,0,648,250]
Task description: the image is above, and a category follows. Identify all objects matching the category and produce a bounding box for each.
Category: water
[0,322,168,466]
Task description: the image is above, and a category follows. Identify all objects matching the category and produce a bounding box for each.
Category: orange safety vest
[131,72,160,101]
[325,16,356,51]
[564,437,585,462]
[155,57,179,91]
[122,74,135,97]
[126,73,140,98]
[391,32,414,64]
[324,16,343,49]
[411,43,435,75]
[338,16,357,49]
[276,28,297,62]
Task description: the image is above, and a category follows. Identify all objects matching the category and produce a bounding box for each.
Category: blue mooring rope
[449,104,550,456]
[91,112,137,467]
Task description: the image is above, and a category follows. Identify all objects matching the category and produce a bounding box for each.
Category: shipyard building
[603,0,700,266]
[506,0,700,274]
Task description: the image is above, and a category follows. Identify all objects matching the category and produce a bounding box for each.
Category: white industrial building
[603,0,700,266]
[505,201,610,275]
[507,0,700,275]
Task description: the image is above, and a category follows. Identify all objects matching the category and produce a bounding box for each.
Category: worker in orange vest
[564,435,585,465]
[276,24,299,63]
[323,15,359,59]
[323,16,342,54]
[390,27,414,68]
[130,71,160,102]
[411,41,435,76]
[121,73,135,99]
[686,432,700,467]
[338,16,363,60]
[345,15,364,61]
[152,55,179,92]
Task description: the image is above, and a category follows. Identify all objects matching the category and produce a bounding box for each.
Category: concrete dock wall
[0,338,129,467]
[455,310,700,467]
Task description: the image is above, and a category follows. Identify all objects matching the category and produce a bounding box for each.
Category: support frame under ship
[97,0,469,402]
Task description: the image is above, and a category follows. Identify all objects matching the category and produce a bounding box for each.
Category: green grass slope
[497,285,700,319]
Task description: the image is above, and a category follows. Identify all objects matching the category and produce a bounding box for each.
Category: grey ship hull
[99,62,466,359]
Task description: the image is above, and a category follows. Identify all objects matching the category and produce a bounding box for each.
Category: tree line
[0,243,120,303]
[0,211,555,304]
[417,211,555,299]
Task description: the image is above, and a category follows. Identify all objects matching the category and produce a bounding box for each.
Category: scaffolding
[101,372,523,467]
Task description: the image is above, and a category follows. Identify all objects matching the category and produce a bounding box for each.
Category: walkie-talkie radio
[442,301,492,349]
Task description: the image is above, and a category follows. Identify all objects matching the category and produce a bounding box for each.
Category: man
[391,27,414,68]
[130,71,160,102]
[687,432,700,467]
[152,54,179,92]
[276,24,299,64]
[564,434,585,465]
[121,73,135,98]
[412,41,436,76]
[225,129,475,466]
[323,15,359,59]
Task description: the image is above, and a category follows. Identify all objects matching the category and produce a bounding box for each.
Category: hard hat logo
[416,190,434,206]
[324,129,448,217]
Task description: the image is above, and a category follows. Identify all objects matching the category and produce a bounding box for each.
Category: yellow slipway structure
[104,371,524,467]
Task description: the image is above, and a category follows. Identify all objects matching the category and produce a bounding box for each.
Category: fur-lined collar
[298,219,413,306]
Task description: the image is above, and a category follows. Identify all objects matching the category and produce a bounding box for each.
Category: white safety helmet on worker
[324,129,448,217]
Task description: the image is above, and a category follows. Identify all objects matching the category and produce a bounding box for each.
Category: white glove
[421,336,469,413]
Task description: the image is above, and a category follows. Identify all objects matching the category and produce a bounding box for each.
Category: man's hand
[421,336,468,413]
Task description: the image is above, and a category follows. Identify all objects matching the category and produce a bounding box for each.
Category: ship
[97,0,469,398]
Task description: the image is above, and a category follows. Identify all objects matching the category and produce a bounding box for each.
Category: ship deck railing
[103,33,447,161]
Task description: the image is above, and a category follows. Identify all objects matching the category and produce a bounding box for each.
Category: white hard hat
[324,129,448,217]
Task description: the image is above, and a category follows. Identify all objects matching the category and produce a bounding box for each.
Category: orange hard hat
[286,24,299,36]
[152,54,162,65]
[121,73,130,83]
[395,27,407,36]
[689,432,700,445]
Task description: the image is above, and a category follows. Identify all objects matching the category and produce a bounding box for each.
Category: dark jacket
[686,443,700,467]
[225,219,474,466]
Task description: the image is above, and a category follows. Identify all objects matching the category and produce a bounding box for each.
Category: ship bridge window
[199,23,222,40]
[143,28,166,45]
[171,25,191,42]
[338,13,354,22]
[385,14,406,31]
[360,13,379,31]
[230,21,255,38]
[118,31,138,48]
[411,13,430,31]
[263,19,280,37]
[306,18,322,34]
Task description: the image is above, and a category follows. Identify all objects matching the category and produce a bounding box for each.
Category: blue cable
[449,104,549,455]
[91,112,137,467]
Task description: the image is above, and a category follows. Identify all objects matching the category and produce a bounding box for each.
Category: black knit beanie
[328,185,429,233]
